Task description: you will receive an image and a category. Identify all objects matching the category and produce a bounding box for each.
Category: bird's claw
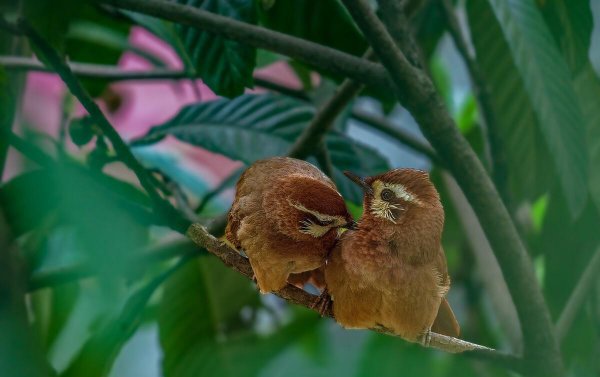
[419,329,432,347]
[311,289,332,317]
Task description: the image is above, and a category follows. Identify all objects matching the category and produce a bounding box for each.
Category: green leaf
[537,0,593,75]
[158,258,260,377]
[124,0,256,97]
[484,0,588,217]
[158,257,319,377]
[23,0,87,55]
[466,0,557,209]
[258,0,366,57]
[121,11,191,67]
[0,165,153,280]
[30,283,80,351]
[61,258,189,377]
[63,5,133,96]
[134,94,390,203]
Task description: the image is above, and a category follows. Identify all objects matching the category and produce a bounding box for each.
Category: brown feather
[326,168,458,341]
[225,157,352,293]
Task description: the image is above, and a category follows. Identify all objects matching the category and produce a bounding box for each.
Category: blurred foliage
[1,0,600,376]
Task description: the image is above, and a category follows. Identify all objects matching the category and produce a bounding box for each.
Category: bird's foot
[310,289,332,317]
[418,329,433,347]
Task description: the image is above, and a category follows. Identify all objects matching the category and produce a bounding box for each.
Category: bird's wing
[431,246,460,337]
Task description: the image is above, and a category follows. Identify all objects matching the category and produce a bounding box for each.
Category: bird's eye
[381,188,394,202]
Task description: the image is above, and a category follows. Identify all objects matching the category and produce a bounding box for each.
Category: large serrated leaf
[258,0,366,57]
[484,0,589,217]
[124,0,256,97]
[134,94,390,203]
[537,0,593,75]
[466,0,552,206]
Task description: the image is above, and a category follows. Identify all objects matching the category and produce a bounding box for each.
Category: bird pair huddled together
[225,157,459,343]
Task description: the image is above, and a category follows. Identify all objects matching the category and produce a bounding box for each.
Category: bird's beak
[345,220,358,230]
[343,171,374,195]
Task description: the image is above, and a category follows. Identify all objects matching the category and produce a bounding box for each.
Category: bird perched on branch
[225,157,355,294]
[321,169,460,341]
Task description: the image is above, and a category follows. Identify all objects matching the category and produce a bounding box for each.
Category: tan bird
[225,157,355,294]
[323,169,460,341]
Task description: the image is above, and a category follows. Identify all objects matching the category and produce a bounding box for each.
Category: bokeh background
[2,0,600,376]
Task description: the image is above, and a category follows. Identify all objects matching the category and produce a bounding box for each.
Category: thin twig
[0,55,192,81]
[287,49,373,160]
[15,19,190,234]
[556,246,600,342]
[8,132,54,168]
[254,76,310,101]
[100,0,392,91]
[341,0,562,375]
[287,78,365,159]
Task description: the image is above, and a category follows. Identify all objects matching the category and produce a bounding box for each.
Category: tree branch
[556,245,600,342]
[288,78,365,159]
[185,223,500,356]
[340,0,562,375]
[15,19,190,234]
[99,0,392,92]
[287,49,372,160]
[439,0,509,203]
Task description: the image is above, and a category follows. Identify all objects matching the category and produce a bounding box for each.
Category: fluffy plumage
[325,169,460,340]
[226,157,353,293]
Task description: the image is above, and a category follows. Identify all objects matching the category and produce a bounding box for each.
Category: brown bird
[225,157,355,294]
[322,169,460,341]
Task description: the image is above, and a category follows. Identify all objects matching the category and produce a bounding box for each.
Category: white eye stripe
[288,200,346,225]
[298,220,330,237]
[372,181,421,205]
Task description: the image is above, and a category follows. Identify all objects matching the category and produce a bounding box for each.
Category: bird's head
[343,169,443,229]
[265,174,355,242]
